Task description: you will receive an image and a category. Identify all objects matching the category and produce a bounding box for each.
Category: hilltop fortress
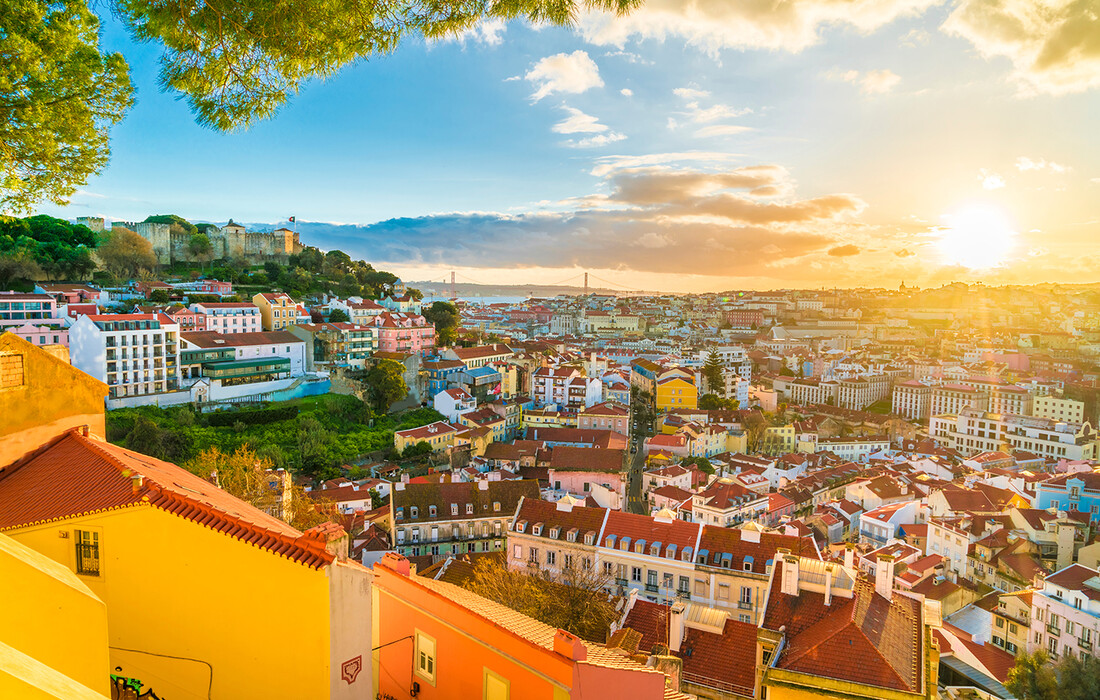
[77,217,303,265]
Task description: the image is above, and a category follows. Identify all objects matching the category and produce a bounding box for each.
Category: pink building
[165,305,206,331]
[370,312,435,356]
[197,279,232,294]
[0,292,68,347]
[547,446,626,508]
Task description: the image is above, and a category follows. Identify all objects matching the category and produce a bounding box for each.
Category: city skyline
[35,1,1100,293]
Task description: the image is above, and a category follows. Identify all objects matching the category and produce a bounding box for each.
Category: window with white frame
[415,631,437,685]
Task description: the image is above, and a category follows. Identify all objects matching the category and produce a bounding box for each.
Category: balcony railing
[615,578,628,587]
[1080,637,1093,649]
[738,601,753,610]
[677,590,691,599]
[644,583,659,593]
[1047,624,1061,636]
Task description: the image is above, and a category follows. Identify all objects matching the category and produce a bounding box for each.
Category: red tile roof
[697,527,818,573]
[548,446,624,473]
[764,577,924,693]
[621,599,671,654]
[604,510,701,551]
[0,430,335,568]
[679,618,758,696]
[513,498,607,542]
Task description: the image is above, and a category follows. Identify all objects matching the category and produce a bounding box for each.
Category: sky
[39,0,1100,293]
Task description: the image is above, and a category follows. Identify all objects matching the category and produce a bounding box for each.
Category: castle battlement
[82,217,302,265]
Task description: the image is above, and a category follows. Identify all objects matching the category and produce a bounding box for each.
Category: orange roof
[0,430,335,569]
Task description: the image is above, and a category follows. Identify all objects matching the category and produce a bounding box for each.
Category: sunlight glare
[936,206,1017,270]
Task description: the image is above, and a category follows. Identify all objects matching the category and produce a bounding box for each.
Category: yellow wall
[0,532,110,697]
[7,505,332,700]
[0,641,108,700]
[0,333,107,466]
[395,429,455,454]
[656,378,697,411]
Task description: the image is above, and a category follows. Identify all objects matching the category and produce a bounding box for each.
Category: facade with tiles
[507,498,818,625]
[390,479,539,560]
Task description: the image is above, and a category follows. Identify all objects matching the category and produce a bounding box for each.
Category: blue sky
[42,0,1100,291]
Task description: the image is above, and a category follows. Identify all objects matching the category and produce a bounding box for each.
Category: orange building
[371,553,687,700]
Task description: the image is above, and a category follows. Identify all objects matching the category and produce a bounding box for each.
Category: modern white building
[930,408,1099,461]
[189,302,262,334]
[1033,395,1086,424]
[70,313,181,401]
[179,330,307,381]
[433,387,477,423]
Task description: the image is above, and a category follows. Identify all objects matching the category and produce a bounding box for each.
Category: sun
[935,205,1018,270]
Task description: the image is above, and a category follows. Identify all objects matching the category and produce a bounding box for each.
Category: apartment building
[1035,472,1100,522]
[390,479,538,559]
[507,498,817,623]
[893,380,933,420]
[931,383,989,416]
[1034,395,1086,424]
[578,401,630,435]
[69,313,180,401]
[252,292,298,331]
[990,384,1032,416]
[1029,564,1100,661]
[189,302,261,334]
[289,322,376,369]
[930,408,1098,460]
[531,366,601,410]
[0,292,69,347]
[370,312,436,356]
[178,330,306,385]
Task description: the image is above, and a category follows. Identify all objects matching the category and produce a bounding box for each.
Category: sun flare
[936,205,1017,270]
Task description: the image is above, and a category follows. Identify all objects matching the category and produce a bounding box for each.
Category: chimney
[824,563,834,606]
[669,601,687,653]
[844,543,855,570]
[553,630,588,661]
[875,554,895,600]
[780,550,800,596]
[1057,522,1075,572]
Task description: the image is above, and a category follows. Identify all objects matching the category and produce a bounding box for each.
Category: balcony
[738,601,753,610]
[1047,624,1061,636]
[644,583,659,593]
[677,590,691,600]
[615,578,628,587]
[1080,637,1093,649]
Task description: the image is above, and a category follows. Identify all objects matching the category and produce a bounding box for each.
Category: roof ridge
[0,428,84,482]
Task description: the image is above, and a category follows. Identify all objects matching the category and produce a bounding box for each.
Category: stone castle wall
[93,218,303,265]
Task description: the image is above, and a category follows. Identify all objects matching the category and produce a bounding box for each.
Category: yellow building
[0,332,107,467]
[0,340,373,700]
[0,532,110,700]
[761,424,797,455]
[656,368,698,412]
[393,420,459,454]
[253,291,298,331]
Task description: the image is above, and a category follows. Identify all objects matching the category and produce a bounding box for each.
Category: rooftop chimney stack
[844,543,855,570]
[669,602,687,653]
[824,563,835,606]
[779,550,800,595]
[875,554,895,600]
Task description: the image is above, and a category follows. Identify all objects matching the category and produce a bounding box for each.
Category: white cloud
[525,51,604,101]
[900,28,930,47]
[826,68,901,94]
[621,88,634,97]
[443,18,507,46]
[695,124,754,138]
[1016,156,1071,173]
[635,232,674,248]
[943,0,1100,95]
[553,107,609,134]
[673,87,711,100]
[564,132,628,148]
[589,152,744,177]
[978,169,1006,190]
[577,0,945,55]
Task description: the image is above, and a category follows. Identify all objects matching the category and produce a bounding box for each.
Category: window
[513,544,521,559]
[547,551,557,566]
[694,579,706,596]
[415,632,437,685]
[632,567,642,582]
[996,617,1005,628]
[484,668,510,700]
[493,501,501,512]
[718,583,730,600]
[429,505,437,517]
[740,586,753,605]
[604,561,614,576]
[466,503,474,515]
[451,504,459,516]
[75,530,100,576]
[528,547,539,563]
[410,506,419,519]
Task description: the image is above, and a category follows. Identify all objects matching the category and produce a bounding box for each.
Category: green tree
[701,350,724,396]
[1,0,134,211]
[148,288,170,303]
[188,232,214,270]
[1006,651,1060,700]
[423,300,461,346]
[366,359,408,412]
[699,393,738,411]
[0,250,43,288]
[98,227,158,278]
[144,214,198,236]
[338,274,362,298]
[328,308,350,323]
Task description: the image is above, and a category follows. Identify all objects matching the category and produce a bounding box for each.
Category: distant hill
[411,281,653,298]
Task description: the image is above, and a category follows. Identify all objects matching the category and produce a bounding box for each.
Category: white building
[179,330,307,378]
[189,302,261,334]
[70,313,181,402]
[433,387,477,423]
[1029,563,1100,660]
[1033,395,1086,424]
[930,408,1099,461]
[893,380,933,421]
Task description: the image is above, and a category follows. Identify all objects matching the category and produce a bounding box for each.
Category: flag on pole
[288,216,296,223]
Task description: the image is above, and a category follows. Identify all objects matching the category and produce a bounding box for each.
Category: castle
[76,217,303,265]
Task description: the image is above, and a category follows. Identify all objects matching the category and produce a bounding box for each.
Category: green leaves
[0,0,134,211]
